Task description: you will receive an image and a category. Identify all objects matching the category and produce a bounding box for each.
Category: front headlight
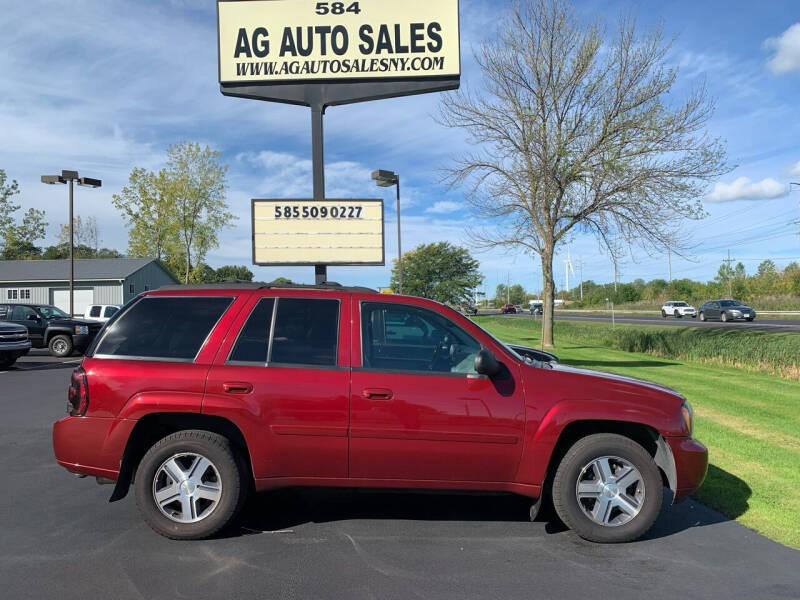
[74,325,88,335]
[681,401,694,437]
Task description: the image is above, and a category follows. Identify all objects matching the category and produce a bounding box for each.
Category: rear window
[95,296,232,361]
[103,306,119,318]
[89,306,101,317]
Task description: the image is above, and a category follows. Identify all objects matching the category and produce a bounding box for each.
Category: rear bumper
[668,437,708,500]
[52,415,135,480]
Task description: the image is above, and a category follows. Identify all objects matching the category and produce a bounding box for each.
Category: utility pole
[723,249,736,298]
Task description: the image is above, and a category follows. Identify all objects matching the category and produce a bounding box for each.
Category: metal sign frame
[251,198,385,267]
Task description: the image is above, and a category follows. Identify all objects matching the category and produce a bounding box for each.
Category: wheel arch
[109,412,253,503]
[44,328,72,346]
[540,420,676,500]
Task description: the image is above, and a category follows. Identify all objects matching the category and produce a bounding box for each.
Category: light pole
[41,170,102,316]
[372,170,402,294]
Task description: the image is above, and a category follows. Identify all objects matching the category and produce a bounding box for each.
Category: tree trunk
[541,247,556,348]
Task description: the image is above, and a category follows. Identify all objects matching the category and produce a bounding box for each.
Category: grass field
[475,316,800,549]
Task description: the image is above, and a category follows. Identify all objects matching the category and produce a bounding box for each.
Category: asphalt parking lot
[1,351,799,600]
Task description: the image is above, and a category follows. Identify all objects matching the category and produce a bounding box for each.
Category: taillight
[67,367,89,416]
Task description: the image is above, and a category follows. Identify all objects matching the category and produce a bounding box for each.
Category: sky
[1,0,799,294]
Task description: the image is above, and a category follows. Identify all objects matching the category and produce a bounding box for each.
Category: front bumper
[0,340,32,355]
[668,437,708,500]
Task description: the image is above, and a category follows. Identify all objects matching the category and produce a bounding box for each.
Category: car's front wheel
[661,310,666,318]
[0,356,17,369]
[48,334,73,358]
[721,312,728,322]
[552,433,663,543]
[135,430,247,540]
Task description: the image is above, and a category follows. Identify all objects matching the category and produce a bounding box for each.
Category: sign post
[217,0,461,282]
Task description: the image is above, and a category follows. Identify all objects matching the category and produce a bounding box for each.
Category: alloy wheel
[575,456,645,527]
[152,452,222,523]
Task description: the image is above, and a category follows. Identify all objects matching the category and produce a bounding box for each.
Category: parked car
[460,305,479,316]
[514,305,523,314]
[500,303,517,314]
[698,299,756,322]
[84,304,121,322]
[0,322,31,368]
[661,301,697,319]
[53,282,706,543]
[529,302,543,315]
[0,303,103,357]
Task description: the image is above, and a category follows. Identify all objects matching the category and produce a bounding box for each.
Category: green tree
[0,171,48,258]
[437,0,728,347]
[113,167,178,262]
[391,242,483,305]
[509,284,526,305]
[216,265,254,282]
[0,169,20,235]
[166,143,235,284]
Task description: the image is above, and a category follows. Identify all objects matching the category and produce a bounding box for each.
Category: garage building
[0,258,179,316]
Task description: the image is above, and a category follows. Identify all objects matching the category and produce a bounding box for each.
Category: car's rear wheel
[552,434,662,543]
[135,430,247,540]
[48,334,73,358]
[721,312,728,322]
[699,312,706,322]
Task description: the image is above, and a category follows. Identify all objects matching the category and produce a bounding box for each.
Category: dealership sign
[252,199,384,266]
[217,0,460,85]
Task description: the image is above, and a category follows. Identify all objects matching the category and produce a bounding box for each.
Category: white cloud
[706,177,788,202]
[425,201,462,214]
[764,23,800,74]
[787,160,800,177]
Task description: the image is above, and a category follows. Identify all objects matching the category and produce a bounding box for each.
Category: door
[9,305,46,345]
[52,289,94,316]
[204,294,351,480]
[349,301,525,483]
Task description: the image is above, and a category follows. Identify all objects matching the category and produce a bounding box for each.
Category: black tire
[551,433,663,543]
[721,312,728,323]
[661,310,666,318]
[691,315,697,319]
[746,317,754,322]
[699,312,706,322]
[48,334,73,358]
[134,430,248,540]
[0,356,17,369]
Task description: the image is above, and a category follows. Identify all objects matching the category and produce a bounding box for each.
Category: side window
[89,306,101,317]
[229,298,275,364]
[103,306,119,318]
[0,305,9,319]
[361,302,481,375]
[11,305,37,321]
[270,298,339,367]
[95,296,232,360]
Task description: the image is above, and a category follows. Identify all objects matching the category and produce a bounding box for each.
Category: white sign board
[218,0,461,85]
[252,199,384,266]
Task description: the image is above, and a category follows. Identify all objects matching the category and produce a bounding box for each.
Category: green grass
[526,319,800,380]
[475,316,800,548]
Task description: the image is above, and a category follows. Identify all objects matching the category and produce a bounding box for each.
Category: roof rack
[157,280,377,293]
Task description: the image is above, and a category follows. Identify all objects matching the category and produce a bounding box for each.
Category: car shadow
[226,464,750,543]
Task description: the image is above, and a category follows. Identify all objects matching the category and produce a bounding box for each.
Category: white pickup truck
[661,301,697,319]
[83,304,121,322]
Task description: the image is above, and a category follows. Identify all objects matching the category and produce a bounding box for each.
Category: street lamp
[41,170,102,316]
[372,169,403,294]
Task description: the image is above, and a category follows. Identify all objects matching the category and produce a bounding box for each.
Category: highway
[494,311,800,332]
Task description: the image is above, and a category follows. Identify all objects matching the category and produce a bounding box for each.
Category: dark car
[500,303,517,314]
[0,303,102,357]
[460,305,479,316]
[0,322,31,368]
[698,300,756,323]
[529,302,543,315]
[54,282,706,543]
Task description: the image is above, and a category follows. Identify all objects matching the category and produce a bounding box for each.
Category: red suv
[53,283,707,542]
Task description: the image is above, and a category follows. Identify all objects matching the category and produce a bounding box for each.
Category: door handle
[362,388,393,401]
[223,382,253,395]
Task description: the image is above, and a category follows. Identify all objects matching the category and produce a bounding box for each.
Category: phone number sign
[217,0,460,85]
[252,199,384,266]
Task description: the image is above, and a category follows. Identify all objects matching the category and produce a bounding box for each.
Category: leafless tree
[438,0,729,346]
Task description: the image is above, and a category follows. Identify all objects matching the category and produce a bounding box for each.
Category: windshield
[38,306,69,319]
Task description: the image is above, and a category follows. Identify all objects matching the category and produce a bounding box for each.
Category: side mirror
[474,348,501,377]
